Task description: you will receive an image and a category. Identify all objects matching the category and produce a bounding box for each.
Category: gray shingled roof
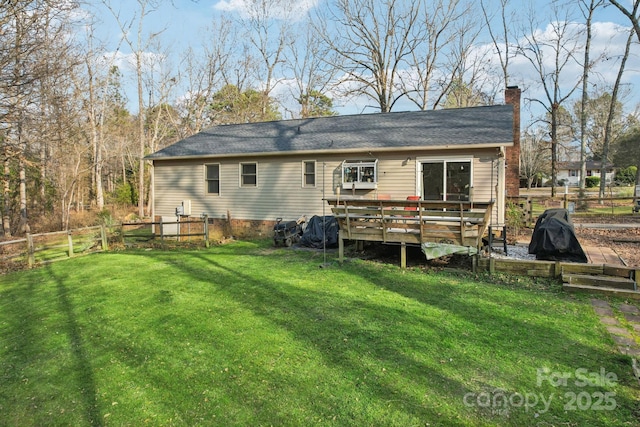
[146,104,514,160]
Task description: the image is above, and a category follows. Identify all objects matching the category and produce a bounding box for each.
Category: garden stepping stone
[612,335,636,347]
[606,325,633,337]
[591,299,610,308]
[593,306,615,317]
[619,304,640,314]
[600,316,620,325]
[591,299,640,358]
[624,314,640,323]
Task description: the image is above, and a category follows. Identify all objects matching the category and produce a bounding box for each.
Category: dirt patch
[574,228,640,267]
[566,216,640,267]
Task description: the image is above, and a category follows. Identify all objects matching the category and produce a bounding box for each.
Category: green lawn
[1,240,638,426]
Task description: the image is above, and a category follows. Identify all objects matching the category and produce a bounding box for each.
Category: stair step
[563,283,640,299]
[562,274,636,291]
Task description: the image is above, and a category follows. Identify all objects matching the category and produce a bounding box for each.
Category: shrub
[585,176,600,188]
[505,201,525,237]
[615,166,637,185]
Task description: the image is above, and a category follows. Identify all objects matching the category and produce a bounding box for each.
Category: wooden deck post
[400,242,407,269]
[338,230,345,264]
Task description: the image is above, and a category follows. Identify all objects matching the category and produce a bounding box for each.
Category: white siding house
[146,101,518,235]
[557,161,615,186]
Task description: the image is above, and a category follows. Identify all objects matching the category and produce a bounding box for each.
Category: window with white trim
[421,159,472,201]
[205,164,220,194]
[341,159,378,189]
[302,161,316,187]
[240,162,257,187]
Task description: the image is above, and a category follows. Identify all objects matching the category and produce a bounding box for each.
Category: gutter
[144,141,514,161]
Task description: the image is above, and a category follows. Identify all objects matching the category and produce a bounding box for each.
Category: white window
[569,170,578,177]
[240,162,257,187]
[205,164,220,194]
[302,161,316,187]
[341,159,378,189]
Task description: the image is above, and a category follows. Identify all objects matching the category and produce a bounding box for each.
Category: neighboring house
[146,88,521,237]
[557,161,615,186]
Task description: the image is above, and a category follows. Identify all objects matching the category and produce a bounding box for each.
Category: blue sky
[85,0,640,125]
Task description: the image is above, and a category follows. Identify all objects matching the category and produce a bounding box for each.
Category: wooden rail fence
[0,225,108,270]
[120,216,209,248]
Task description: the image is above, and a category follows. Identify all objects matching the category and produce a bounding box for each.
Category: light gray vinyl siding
[152,148,503,222]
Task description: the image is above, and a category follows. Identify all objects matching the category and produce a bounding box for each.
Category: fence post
[100,225,109,251]
[67,230,74,257]
[26,233,35,268]
[203,215,209,248]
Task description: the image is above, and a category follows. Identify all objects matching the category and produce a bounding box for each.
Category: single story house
[557,161,615,186]
[146,87,521,239]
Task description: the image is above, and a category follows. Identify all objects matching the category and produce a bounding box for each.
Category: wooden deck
[583,245,624,266]
[325,198,494,267]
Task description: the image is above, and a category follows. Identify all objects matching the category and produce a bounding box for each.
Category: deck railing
[325,198,494,267]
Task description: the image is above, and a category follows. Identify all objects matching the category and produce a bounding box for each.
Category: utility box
[181,200,191,216]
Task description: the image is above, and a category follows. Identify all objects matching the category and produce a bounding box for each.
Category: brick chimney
[504,86,521,197]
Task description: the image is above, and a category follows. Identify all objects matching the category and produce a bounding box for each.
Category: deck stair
[562,264,640,298]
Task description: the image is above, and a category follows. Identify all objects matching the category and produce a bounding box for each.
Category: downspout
[497,147,506,226]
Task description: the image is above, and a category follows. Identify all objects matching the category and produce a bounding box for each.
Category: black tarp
[299,215,339,249]
[528,208,587,263]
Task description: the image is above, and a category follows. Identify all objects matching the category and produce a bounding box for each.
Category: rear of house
[147,89,520,239]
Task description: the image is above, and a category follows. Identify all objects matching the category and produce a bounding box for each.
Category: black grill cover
[528,208,587,263]
[299,215,339,249]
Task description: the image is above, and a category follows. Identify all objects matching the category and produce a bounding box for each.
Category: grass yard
[1,240,639,426]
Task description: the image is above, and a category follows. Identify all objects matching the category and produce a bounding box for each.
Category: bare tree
[609,0,640,44]
[517,2,584,196]
[520,128,550,189]
[0,0,79,235]
[240,0,293,119]
[480,0,517,88]
[318,0,423,113]
[284,17,338,118]
[103,0,164,218]
[175,17,235,136]
[598,26,636,199]
[402,0,468,110]
[577,0,605,190]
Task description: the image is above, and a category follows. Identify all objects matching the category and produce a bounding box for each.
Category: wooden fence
[0,225,108,271]
[0,216,211,273]
[508,195,639,226]
[119,216,209,248]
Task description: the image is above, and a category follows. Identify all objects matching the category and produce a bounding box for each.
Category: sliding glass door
[421,160,471,201]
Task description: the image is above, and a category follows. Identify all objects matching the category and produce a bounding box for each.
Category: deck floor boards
[583,246,623,266]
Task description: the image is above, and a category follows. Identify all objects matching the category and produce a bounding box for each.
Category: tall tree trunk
[137,58,145,218]
[18,135,29,233]
[2,148,11,237]
[598,27,635,200]
[579,1,601,190]
[551,103,558,197]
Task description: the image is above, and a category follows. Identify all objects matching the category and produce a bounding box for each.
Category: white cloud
[213,0,319,20]
[101,51,167,74]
